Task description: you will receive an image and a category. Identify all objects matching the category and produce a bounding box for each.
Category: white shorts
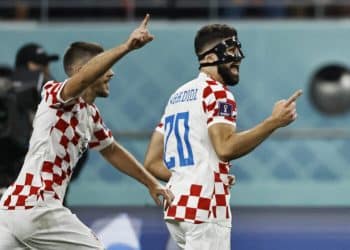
[165,220,231,250]
[0,204,104,250]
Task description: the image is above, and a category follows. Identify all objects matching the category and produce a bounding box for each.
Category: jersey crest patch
[218,102,233,116]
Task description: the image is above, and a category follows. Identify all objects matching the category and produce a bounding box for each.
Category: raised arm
[209,89,302,162]
[61,14,154,101]
[100,141,173,207]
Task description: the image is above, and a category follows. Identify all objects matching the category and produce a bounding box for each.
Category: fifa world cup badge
[218,102,233,116]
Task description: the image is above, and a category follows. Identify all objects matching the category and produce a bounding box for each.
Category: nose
[233,47,244,62]
[107,69,114,79]
[233,47,241,56]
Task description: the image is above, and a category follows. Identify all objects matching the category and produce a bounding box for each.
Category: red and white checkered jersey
[156,72,237,227]
[0,80,114,210]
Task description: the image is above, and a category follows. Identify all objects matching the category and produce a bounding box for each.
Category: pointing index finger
[285,89,303,106]
[140,14,150,28]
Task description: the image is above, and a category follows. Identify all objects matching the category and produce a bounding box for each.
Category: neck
[81,89,96,104]
[200,67,224,84]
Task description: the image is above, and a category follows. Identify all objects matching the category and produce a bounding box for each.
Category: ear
[75,65,83,73]
[69,64,83,76]
[27,61,41,71]
[201,53,218,64]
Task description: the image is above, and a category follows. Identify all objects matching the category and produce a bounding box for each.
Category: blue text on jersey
[169,88,198,105]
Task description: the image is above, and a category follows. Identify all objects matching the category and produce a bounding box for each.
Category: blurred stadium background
[2,1,350,249]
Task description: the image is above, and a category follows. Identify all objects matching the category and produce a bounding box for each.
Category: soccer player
[0,14,173,249]
[14,42,90,206]
[144,24,302,250]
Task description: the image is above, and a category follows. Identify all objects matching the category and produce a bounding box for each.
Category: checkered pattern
[211,162,231,220]
[164,163,232,224]
[44,81,64,109]
[165,184,211,224]
[0,80,114,210]
[202,79,237,126]
[157,73,236,226]
[88,104,113,150]
[2,173,39,210]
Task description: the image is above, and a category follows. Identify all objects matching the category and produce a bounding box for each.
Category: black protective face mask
[198,36,245,68]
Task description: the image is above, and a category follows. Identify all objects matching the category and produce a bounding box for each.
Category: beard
[93,81,109,98]
[96,90,109,98]
[217,64,239,86]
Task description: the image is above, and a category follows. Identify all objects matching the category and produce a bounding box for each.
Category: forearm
[146,163,171,182]
[224,117,277,160]
[102,143,158,188]
[77,44,131,88]
[211,90,301,162]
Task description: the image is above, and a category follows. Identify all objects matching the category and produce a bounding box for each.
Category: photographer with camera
[0,65,26,198]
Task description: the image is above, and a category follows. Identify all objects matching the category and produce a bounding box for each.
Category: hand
[126,14,154,50]
[148,183,174,210]
[270,89,302,128]
[228,174,236,188]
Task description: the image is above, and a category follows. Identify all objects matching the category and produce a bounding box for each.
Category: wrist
[121,41,133,53]
[144,174,159,189]
[264,116,279,131]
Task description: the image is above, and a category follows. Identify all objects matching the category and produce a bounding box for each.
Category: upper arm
[144,130,172,182]
[144,131,164,169]
[100,141,115,160]
[144,112,166,168]
[202,84,238,161]
[60,73,86,102]
[208,123,236,161]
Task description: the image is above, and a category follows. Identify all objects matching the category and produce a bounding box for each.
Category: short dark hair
[194,24,237,56]
[63,42,104,76]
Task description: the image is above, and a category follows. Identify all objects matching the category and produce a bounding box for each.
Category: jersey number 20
[164,112,194,168]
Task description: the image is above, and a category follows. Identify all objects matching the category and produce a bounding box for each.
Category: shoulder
[202,80,234,101]
[42,80,62,90]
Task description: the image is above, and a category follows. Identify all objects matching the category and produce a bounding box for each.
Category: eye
[227,47,236,54]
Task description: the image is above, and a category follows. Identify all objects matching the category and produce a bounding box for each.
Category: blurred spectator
[0,65,25,198]
[15,43,59,94]
[123,0,135,20]
[1,0,350,20]
[220,0,287,19]
[0,65,13,94]
[14,0,29,20]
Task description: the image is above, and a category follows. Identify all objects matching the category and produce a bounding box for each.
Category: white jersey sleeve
[88,105,114,151]
[202,79,237,127]
[41,80,74,108]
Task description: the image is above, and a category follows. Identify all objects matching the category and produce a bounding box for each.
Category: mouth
[230,64,240,75]
[104,81,110,89]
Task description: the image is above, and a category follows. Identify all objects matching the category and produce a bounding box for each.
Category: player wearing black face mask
[198,36,244,86]
[144,23,301,250]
